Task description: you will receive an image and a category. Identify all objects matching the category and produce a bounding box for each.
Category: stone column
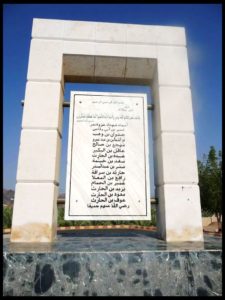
[10,36,64,242]
[151,38,203,241]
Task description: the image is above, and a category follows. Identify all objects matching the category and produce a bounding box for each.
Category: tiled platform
[3,230,222,296]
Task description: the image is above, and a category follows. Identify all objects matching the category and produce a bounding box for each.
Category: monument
[4,19,221,297]
[10,18,204,242]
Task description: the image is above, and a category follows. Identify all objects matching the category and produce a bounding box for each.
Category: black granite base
[3,230,222,296]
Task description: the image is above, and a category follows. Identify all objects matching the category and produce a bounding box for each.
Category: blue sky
[3,4,222,193]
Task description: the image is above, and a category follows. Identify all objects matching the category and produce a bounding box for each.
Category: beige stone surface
[63,20,96,41]
[95,42,126,57]
[63,40,95,56]
[154,133,199,185]
[95,22,126,42]
[126,24,186,46]
[157,45,190,86]
[94,57,126,78]
[63,55,95,77]
[32,18,186,46]
[32,18,65,39]
[63,55,156,83]
[17,129,61,182]
[22,81,63,133]
[27,39,63,81]
[153,86,195,138]
[11,183,58,242]
[157,184,203,241]
[125,57,156,79]
[126,43,157,58]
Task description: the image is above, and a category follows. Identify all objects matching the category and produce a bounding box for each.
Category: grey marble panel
[3,231,222,296]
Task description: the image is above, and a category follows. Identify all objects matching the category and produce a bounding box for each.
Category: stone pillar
[10,36,64,242]
[152,40,204,241]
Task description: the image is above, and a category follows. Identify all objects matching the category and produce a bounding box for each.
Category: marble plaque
[65,92,150,220]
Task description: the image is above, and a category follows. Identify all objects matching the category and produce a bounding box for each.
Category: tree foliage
[3,206,156,229]
[3,206,13,229]
[57,207,156,227]
[198,146,222,231]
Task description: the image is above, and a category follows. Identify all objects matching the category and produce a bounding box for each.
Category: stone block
[125,57,156,80]
[17,129,61,182]
[10,182,58,242]
[153,86,195,137]
[22,81,63,133]
[94,56,126,78]
[154,133,198,185]
[126,24,186,46]
[32,19,96,41]
[126,43,157,58]
[157,184,203,241]
[63,20,96,41]
[63,54,95,77]
[32,18,186,46]
[95,42,126,57]
[157,45,190,86]
[95,22,126,42]
[63,40,95,55]
[27,39,63,81]
[32,18,65,39]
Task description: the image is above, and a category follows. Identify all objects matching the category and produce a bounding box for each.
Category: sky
[3,4,222,194]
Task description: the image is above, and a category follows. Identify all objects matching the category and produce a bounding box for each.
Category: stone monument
[10,18,203,242]
[4,18,222,297]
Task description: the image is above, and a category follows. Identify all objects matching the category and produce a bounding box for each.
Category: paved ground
[4,229,222,253]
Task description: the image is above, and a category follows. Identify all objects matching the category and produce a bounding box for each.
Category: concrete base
[3,230,222,296]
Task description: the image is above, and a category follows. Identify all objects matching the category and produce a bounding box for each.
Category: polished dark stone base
[3,230,222,296]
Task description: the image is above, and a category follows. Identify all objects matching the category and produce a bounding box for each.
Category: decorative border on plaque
[67,93,148,217]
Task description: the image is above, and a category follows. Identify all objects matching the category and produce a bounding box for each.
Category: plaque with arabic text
[65,92,150,220]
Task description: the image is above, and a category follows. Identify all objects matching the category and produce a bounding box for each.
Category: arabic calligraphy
[64,93,151,220]
[67,96,148,216]
[88,122,129,210]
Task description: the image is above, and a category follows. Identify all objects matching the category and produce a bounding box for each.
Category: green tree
[198,146,222,232]
[3,206,13,229]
